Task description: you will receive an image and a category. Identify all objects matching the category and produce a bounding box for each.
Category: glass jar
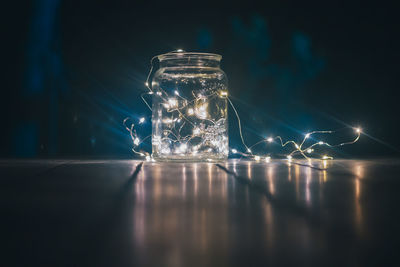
[151,52,228,161]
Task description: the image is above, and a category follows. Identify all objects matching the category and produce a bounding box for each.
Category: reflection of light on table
[354,164,364,235]
[247,161,252,179]
[208,163,212,196]
[355,165,364,178]
[295,164,300,201]
[194,163,198,196]
[266,165,275,195]
[182,165,186,197]
[306,166,312,206]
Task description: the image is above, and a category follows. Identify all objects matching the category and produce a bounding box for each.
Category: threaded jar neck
[158,52,222,68]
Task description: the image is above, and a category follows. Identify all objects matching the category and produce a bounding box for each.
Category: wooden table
[1,159,399,266]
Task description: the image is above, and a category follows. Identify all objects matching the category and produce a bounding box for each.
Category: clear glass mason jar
[151,52,228,161]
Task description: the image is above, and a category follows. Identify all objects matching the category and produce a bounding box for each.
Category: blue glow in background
[2,1,399,158]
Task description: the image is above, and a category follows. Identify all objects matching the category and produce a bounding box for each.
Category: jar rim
[157,51,222,62]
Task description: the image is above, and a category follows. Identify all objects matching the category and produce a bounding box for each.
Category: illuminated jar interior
[151,52,228,161]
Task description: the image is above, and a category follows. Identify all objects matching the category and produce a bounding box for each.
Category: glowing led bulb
[139,117,145,124]
[254,155,260,161]
[322,155,329,160]
[267,137,273,143]
[174,90,179,96]
[265,156,271,162]
[163,118,173,124]
[195,102,208,119]
[231,149,238,154]
[219,91,228,97]
[287,155,292,160]
[318,141,324,145]
[161,148,171,154]
[247,148,252,153]
[168,98,178,108]
[134,137,140,146]
[307,148,313,154]
[295,144,300,149]
[156,91,162,96]
[187,108,194,115]
[355,127,361,133]
[305,133,310,139]
[145,82,149,87]
[193,127,201,135]
[179,143,187,152]
[177,49,184,52]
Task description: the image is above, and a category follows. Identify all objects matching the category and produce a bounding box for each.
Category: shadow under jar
[151,52,229,161]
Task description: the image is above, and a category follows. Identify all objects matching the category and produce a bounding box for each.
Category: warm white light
[305,133,310,139]
[156,91,162,96]
[177,49,183,52]
[247,148,252,153]
[168,98,178,108]
[265,156,271,162]
[355,127,361,133]
[231,148,238,154]
[163,118,173,124]
[139,117,145,124]
[287,155,292,160]
[219,90,228,97]
[161,148,171,154]
[295,144,300,149]
[193,127,201,135]
[134,137,140,146]
[322,155,329,160]
[174,90,179,96]
[267,137,273,143]
[254,155,261,161]
[195,102,208,119]
[187,108,194,115]
[179,143,187,152]
[318,141,324,145]
[145,82,149,87]
[307,148,313,153]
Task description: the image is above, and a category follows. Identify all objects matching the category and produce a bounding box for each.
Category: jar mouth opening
[157,52,222,62]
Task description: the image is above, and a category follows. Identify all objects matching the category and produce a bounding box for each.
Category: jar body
[151,53,228,161]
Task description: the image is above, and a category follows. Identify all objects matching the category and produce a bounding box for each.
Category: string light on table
[124,51,362,163]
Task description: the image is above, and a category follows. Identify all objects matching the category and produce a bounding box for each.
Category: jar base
[152,155,228,163]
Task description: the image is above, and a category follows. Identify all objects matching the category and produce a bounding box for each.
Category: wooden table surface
[1,159,400,266]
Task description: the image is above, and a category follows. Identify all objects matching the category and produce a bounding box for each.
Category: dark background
[3,0,400,159]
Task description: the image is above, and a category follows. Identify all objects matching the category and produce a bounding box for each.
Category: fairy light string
[124,51,362,162]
